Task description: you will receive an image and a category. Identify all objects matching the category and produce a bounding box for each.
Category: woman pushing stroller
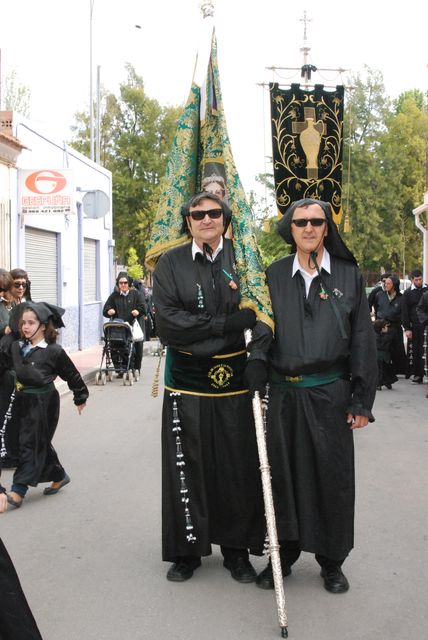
[0,301,88,508]
[103,271,147,375]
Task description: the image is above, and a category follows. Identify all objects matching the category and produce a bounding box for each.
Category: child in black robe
[0,302,88,508]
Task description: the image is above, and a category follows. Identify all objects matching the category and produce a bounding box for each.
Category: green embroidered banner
[145,84,200,268]
[146,32,273,330]
[270,82,345,225]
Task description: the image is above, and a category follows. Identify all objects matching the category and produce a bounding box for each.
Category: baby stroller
[95,319,140,386]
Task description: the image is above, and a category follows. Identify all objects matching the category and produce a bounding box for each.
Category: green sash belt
[270,365,348,389]
[165,348,249,397]
[16,382,55,395]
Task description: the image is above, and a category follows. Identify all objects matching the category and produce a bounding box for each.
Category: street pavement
[1,352,428,640]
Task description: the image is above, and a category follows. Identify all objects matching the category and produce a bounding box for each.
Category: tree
[2,70,31,116]
[342,68,392,280]
[249,173,288,267]
[378,94,428,274]
[70,64,181,268]
[126,246,144,280]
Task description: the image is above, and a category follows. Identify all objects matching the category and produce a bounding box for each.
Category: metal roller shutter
[25,227,58,303]
[84,238,97,302]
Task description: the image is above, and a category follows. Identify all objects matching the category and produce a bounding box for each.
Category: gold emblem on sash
[208,363,233,389]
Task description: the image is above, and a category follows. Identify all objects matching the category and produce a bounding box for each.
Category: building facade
[0,111,113,351]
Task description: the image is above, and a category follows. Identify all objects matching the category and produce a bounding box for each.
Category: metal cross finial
[200,0,214,18]
[299,10,312,44]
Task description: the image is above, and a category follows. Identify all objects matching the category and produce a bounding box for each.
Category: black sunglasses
[118,280,129,285]
[291,218,326,228]
[13,281,27,288]
[189,208,223,221]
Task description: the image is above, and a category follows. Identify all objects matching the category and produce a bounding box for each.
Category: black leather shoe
[223,556,257,583]
[320,566,349,593]
[166,557,201,582]
[255,561,291,590]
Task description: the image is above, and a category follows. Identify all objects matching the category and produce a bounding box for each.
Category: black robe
[0,480,43,639]
[103,288,147,371]
[0,340,88,488]
[153,240,268,561]
[263,253,377,560]
[375,289,406,375]
[402,285,428,378]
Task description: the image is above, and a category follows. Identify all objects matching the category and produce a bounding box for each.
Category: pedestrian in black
[402,269,428,384]
[375,275,406,376]
[103,272,147,374]
[373,319,396,389]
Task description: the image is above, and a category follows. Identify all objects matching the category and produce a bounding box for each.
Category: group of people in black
[369,269,428,393]
[1,212,427,638]
[1,267,90,638]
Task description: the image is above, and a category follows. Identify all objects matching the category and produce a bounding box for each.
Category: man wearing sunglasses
[153,192,268,584]
[245,198,377,595]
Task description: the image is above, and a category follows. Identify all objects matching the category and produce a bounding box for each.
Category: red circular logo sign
[25,170,67,195]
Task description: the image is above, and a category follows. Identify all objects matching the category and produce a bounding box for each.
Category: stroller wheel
[107,370,114,382]
[101,372,107,385]
[95,372,101,385]
[122,373,127,386]
[128,371,134,386]
[133,369,140,382]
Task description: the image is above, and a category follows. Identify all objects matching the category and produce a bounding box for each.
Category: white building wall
[9,115,113,351]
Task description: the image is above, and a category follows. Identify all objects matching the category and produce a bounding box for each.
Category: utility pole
[89,0,95,161]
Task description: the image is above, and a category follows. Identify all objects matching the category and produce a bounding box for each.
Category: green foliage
[3,70,31,117]
[69,65,181,270]
[343,69,428,279]
[256,217,289,267]
[394,89,428,114]
[249,179,288,266]
[126,247,144,280]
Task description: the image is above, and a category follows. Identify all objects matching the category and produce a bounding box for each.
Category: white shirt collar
[192,236,223,262]
[292,248,331,277]
[20,338,48,350]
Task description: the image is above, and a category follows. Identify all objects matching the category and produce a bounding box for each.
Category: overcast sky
[1,0,427,205]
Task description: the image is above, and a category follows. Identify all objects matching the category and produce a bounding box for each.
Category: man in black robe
[401,269,428,384]
[153,192,269,583]
[245,198,377,594]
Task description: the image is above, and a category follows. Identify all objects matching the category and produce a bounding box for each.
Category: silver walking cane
[245,331,288,637]
[252,389,288,638]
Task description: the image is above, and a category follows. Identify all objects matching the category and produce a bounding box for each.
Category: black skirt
[161,392,265,561]
[266,378,355,560]
[13,389,65,487]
